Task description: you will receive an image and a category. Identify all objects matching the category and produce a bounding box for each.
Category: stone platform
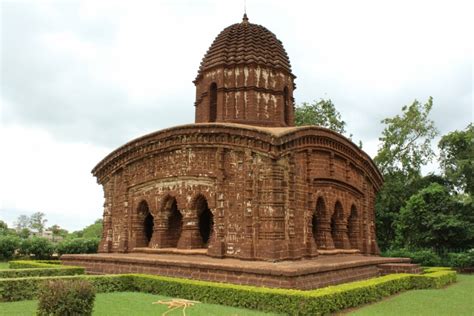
[61,253,419,290]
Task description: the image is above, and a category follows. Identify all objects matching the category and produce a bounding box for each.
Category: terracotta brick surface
[62,253,415,290]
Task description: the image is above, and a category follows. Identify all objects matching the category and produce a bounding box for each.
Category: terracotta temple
[62,15,419,289]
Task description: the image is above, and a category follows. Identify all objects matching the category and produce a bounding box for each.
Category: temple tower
[194,14,296,127]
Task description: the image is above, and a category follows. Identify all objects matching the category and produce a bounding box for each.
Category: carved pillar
[348,216,362,250]
[177,210,202,249]
[332,219,351,249]
[99,201,113,253]
[316,218,335,249]
[149,212,168,248]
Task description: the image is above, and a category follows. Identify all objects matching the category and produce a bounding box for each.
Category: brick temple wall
[94,124,383,261]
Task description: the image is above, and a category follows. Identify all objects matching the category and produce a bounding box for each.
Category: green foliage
[447,250,474,269]
[375,173,450,250]
[0,235,20,260]
[439,123,474,195]
[382,248,442,266]
[37,279,95,316]
[295,99,347,134]
[15,215,30,231]
[0,269,456,315]
[0,275,134,302]
[29,212,47,234]
[374,97,438,177]
[18,237,54,259]
[396,183,474,250]
[0,266,84,278]
[9,260,62,269]
[57,238,99,255]
[81,219,103,239]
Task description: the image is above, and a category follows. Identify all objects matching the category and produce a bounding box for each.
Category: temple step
[132,247,208,256]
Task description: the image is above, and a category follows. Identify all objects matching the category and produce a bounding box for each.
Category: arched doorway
[166,198,182,247]
[136,200,154,247]
[348,205,360,249]
[196,195,214,246]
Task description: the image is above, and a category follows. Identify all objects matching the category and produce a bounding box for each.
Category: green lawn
[0,292,278,316]
[0,262,9,269]
[348,274,474,316]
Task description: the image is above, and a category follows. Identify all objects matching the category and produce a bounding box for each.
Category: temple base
[61,252,419,290]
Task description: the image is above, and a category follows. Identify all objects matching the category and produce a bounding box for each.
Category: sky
[0,0,472,231]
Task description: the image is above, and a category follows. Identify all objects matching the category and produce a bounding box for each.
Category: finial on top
[242,13,249,23]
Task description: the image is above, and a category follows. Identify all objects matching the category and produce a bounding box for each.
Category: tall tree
[374,97,438,250]
[29,212,47,233]
[295,99,347,134]
[374,97,438,177]
[438,123,474,195]
[15,215,30,231]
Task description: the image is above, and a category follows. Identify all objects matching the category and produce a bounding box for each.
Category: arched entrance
[135,200,154,247]
[196,195,214,246]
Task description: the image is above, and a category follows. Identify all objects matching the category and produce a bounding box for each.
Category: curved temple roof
[195,14,293,82]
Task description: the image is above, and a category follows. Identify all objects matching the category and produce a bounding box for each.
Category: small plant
[37,279,96,316]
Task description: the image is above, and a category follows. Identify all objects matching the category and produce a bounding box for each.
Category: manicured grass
[0,262,9,269]
[348,274,474,316]
[0,292,279,316]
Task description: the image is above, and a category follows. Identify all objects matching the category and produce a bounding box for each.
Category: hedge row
[0,267,457,315]
[0,260,84,280]
[9,260,63,269]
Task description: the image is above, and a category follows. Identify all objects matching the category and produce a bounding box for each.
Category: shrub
[37,279,96,316]
[18,237,54,259]
[0,275,134,302]
[382,248,441,266]
[447,250,474,269]
[57,238,99,255]
[0,235,20,260]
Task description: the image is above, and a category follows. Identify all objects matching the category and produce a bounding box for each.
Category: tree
[30,212,47,233]
[81,219,103,239]
[295,99,347,134]
[374,97,438,177]
[438,123,474,195]
[396,183,474,250]
[374,97,439,250]
[15,215,30,231]
[0,220,9,235]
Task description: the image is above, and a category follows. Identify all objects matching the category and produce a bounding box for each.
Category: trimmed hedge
[9,260,63,269]
[0,267,84,279]
[129,270,456,315]
[0,267,457,315]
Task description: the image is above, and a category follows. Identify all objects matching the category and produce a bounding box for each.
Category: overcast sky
[0,0,472,231]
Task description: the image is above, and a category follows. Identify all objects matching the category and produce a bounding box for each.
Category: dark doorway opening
[144,212,154,244]
[196,195,214,246]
